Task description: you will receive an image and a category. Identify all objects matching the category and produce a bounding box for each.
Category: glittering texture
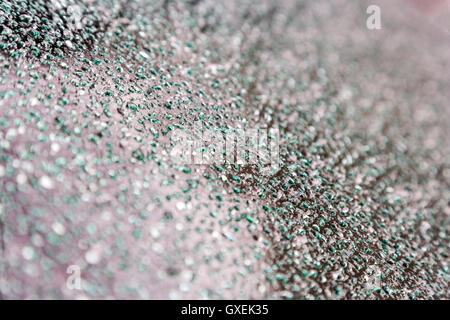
[0,0,449,299]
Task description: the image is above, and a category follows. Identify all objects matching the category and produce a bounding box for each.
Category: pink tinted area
[407,0,449,14]
[1,0,449,300]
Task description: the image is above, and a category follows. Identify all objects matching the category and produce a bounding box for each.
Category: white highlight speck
[150,227,160,239]
[85,248,101,264]
[51,142,60,153]
[39,175,54,189]
[17,173,27,185]
[176,202,186,210]
[22,246,35,260]
[139,51,150,59]
[52,222,66,235]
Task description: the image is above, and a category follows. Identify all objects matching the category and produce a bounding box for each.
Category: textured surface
[0,0,449,299]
